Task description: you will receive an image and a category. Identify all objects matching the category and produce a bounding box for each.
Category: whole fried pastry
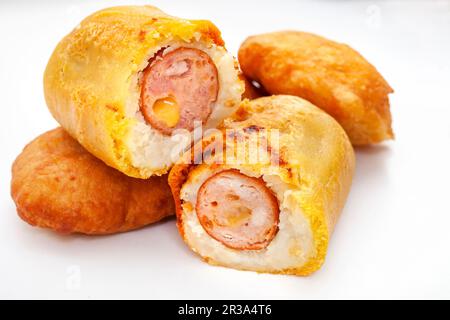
[239,31,394,145]
[11,128,174,235]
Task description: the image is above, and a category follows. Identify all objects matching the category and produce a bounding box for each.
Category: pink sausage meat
[196,170,280,250]
[140,47,219,135]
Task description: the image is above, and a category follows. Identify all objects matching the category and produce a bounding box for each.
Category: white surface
[1,0,450,300]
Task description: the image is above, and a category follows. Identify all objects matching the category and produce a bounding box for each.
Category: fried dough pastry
[239,31,394,145]
[11,128,174,235]
[44,6,244,179]
[169,96,355,275]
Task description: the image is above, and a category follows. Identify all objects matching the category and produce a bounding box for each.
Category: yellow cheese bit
[225,206,252,227]
[153,96,180,128]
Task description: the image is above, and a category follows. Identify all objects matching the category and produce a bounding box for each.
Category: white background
[1,0,450,299]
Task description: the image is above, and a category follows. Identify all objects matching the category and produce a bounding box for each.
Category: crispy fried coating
[11,128,174,235]
[169,96,355,275]
[43,5,243,179]
[238,31,394,145]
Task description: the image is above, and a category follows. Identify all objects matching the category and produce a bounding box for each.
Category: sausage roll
[169,96,355,275]
[11,128,174,235]
[44,6,244,178]
[239,31,394,145]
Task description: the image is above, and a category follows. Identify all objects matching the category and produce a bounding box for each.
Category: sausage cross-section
[196,170,279,250]
[140,48,219,135]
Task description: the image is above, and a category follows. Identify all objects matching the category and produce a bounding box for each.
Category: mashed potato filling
[125,40,243,176]
[180,164,316,272]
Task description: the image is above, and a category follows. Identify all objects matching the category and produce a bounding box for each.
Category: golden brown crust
[238,31,394,145]
[168,146,205,240]
[11,128,174,235]
[44,6,225,178]
[169,96,355,275]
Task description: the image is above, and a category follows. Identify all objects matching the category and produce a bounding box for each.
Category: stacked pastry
[12,5,244,234]
[11,5,393,275]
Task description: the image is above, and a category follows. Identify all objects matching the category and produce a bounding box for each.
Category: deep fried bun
[239,31,394,145]
[11,128,174,235]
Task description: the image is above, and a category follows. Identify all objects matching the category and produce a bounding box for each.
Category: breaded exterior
[169,96,355,275]
[44,6,228,178]
[11,128,174,235]
[239,31,394,145]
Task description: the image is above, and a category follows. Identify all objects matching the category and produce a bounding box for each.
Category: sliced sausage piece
[140,47,219,135]
[196,170,279,250]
